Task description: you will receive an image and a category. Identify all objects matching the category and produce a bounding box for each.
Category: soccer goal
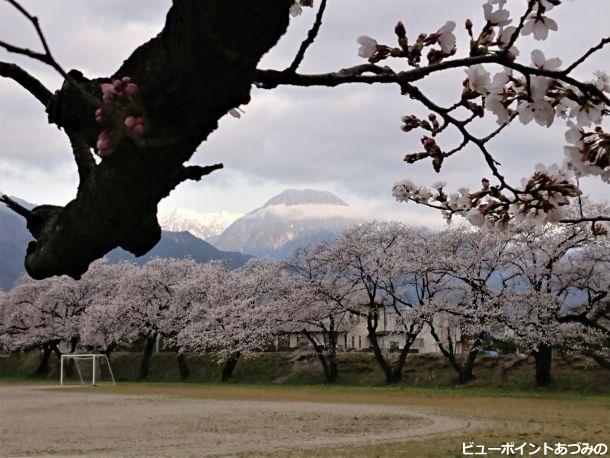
[60,354,116,386]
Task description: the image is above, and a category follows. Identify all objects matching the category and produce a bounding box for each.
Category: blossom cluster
[95,76,147,157]
[382,0,608,229]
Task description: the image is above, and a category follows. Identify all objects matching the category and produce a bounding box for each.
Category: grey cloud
[0,0,608,216]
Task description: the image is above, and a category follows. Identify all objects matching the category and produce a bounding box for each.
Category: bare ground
[0,385,472,457]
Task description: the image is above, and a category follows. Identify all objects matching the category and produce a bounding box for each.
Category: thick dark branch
[564,37,610,75]
[284,0,327,74]
[257,53,610,105]
[0,61,51,105]
[13,0,294,280]
[256,55,500,89]
[0,194,32,220]
[256,64,398,88]
[180,163,224,182]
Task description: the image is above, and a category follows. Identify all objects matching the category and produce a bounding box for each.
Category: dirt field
[0,384,472,457]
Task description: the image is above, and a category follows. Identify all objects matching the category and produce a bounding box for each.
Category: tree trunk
[138,334,157,380]
[429,323,478,385]
[221,351,240,382]
[177,353,190,381]
[64,336,79,378]
[533,344,553,388]
[366,315,400,384]
[457,349,479,385]
[104,342,116,359]
[34,343,53,377]
[303,329,338,384]
[327,330,339,384]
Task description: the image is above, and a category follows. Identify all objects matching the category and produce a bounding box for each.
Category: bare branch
[257,53,610,105]
[284,0,327,74]
[402,83,516,194]
[0,61,51,105]
[180,164,224,182]
[564,36,610,75]
[0,193,32,221]
[2,0,68,79]
[501,0,536,56]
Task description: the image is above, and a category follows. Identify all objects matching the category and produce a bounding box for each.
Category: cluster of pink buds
[94,76,147,157]
[404,135,444,172]
[400,114,440,133]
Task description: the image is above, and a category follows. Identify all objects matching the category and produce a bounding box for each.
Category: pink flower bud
[100,83,115,97]
[102,94,115,105]
[96,129,118,157]
[132,122,146,136]
[124,116,136,128]
[125,83,139,96]
[95,108,108,125]
[121,76,132,84]
[113,79,123,91]
[395,21,406,38]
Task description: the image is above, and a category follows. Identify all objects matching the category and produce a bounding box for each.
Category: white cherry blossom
[531,49,561,71]
[522,13,558,40]
[465,65,491,94]
[356,35,378,59]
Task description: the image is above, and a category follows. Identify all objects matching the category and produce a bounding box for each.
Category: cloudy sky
[1,0,608,227]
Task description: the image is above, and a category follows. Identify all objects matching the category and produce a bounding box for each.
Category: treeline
[1,219,608,388]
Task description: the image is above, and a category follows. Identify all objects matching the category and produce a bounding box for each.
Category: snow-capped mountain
[159,208,243,241]
[211,189,367,259]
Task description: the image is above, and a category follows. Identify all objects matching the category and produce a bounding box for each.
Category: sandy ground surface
[0,385,473,457]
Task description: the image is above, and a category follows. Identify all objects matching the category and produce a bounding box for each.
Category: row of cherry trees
[1,216,608,387]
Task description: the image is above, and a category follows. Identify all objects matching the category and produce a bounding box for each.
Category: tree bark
[367,314,406,384]
[533,344,553,388]
[34,342,55,376]
[429,323,479,385]
[366,312,420,385]
[6,0,294,280]
[457,348,479,385]
[303,329,338,384]
[221,351,241,382]
[177,352,190,381]
[137,334,157,380]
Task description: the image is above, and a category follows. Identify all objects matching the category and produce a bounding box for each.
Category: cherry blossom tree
[553,232,610,369]
[77,260,139,358]
[1,0,608,281]
[1,276,69,375]
[283,246,357,384]
[311,222,434,385]
[498,214,606,387]
[107,258,202,380]
[422,227,512,384]
[177,260,286,382]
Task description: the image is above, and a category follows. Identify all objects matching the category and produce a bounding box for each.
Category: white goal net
[60,354,116,386]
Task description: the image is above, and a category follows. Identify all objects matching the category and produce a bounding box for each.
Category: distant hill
[0,196,251,290]
[212,189,367,259]
[106,230,251,269]
[0,198,35,291]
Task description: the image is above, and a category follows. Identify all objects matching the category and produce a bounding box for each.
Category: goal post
[60,354,116,386]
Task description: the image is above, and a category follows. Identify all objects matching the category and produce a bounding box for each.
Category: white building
[277,307,466,354]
